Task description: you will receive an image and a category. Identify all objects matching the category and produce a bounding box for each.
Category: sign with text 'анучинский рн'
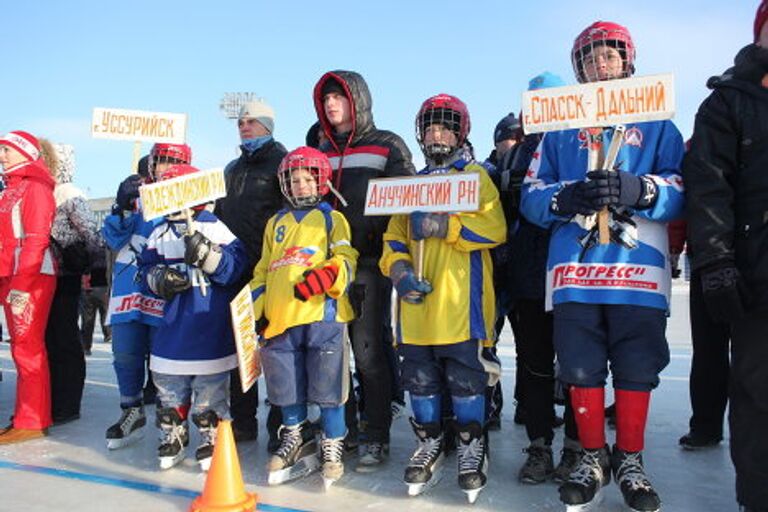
[230,284,261,393]
[364,173,480,216]
[521,74,675,134]
[91,107,187,143]
[139,168,226,220]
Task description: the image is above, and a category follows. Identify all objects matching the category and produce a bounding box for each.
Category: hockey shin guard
[410,394,441,424]
[281,403,308,427]
[615,389,650,452]
[452,394,485,426]
[320,404,346,439]
[570,386,606,450]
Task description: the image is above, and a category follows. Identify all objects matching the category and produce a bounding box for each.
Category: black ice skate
[320,435,345,490]
[558,445,611,511]
[456,421,488,504]
[105,406,146,450]
[611,446,661,512]
[156,407,189,470]
[267,421,320,486]
[404,419,445,497]
[192,410,219,472]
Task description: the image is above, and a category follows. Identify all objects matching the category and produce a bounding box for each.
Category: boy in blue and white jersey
[138,163,247,471]
[520,21,683,512]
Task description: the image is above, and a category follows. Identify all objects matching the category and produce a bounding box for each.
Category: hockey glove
[550,181,598,216]
[147,265,191,300]
[294,264,339,301]
[586,170,658,210]
[114,175,143,213]
[184,232,223,274]
[410,212,450,241]
[700,261,748,323]
[390,260,432,305]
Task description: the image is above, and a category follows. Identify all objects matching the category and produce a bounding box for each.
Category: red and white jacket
[0,160,57,279]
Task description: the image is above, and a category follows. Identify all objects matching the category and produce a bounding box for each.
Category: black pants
[348,262,393,443]
[80,286,111,351]
[509,299,580,443]
[44,274,85,419]
[688,269,730,438]
[230,367,259,432]
[730,313,768,509]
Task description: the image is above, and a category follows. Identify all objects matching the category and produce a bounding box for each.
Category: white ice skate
[267,422,320,486]
[320,435,345,491]
[105,406,146,450]
[157,408,189,470]
[456,422,488,504]
[404,419,445,497]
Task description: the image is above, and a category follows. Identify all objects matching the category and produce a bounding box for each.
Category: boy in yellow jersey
[379,94,506,503]
[250,146,358,490]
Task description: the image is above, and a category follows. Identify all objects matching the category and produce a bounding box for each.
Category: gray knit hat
[238,99,275,134]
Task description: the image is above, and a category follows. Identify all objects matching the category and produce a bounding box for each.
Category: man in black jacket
[683,4,768,510]
[313,70,416,471]
[215,99,287,448]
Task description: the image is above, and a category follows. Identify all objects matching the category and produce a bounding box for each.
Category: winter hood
[707,44,768,98]
[313,70,375,151]
[3,159,56,190]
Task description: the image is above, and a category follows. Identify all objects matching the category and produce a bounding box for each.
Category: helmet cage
[149,143,192,181]
[416,95,470,163]
[278,150,332,209]
[571,22,636,83]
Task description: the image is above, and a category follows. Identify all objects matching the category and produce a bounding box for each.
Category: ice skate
[105,406,146,450]
[404,419,444,497]
[267,421,320,486]
[192,410,219,472]
[611,446,661,512]
[456,422,488,504]
[320,435,345,490]
[156,407,189,470]
[558,445,611,512]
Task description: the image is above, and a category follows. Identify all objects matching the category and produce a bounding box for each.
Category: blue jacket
[103,210,165,326]
[139,210,248,375]
[520,121,684,311]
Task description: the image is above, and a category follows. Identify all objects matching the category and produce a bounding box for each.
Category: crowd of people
[0,7,767,512]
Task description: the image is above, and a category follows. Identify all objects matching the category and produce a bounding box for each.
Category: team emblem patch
[624,127,643,147]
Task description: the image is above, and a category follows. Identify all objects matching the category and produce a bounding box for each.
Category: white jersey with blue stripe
[520,120,684,312]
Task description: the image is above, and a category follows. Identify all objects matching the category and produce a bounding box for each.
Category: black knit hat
[493,113,523,144]
[321,77,345,97]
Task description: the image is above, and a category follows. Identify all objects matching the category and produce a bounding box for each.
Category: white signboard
[521,74,675,134]
[364,173,480,216]
[230,285,261,394]
[91,107,188,143]
[139,168,226,220]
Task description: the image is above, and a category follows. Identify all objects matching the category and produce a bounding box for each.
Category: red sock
[570,386,605,450]
[175,405,190,421]
[615,389,650,452]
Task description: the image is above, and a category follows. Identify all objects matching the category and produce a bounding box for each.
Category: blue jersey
[139,210,248,375]
[103,210,165,326]
[520,121,684,312]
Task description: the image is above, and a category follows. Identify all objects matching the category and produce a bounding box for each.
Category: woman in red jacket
[0,130,57,444]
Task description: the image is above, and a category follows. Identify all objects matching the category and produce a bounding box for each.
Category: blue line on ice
[0,460,308,512]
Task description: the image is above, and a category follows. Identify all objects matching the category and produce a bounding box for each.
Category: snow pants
[0,274,56,429]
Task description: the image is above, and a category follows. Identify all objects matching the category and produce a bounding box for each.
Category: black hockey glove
[550,181,598,216]
[700,261,748,323]
[184,232,222,274]
[586,170,658,210]
[147,265,191,300]
[114,175,143,213]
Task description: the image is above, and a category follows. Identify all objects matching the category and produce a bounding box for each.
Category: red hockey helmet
[278,146,333,208]
[415,94,471,163]
[156,163,198,182]
[571,21,636,83]
[148,143,192,181]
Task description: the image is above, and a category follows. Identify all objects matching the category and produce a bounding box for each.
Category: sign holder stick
[131,141,142,175]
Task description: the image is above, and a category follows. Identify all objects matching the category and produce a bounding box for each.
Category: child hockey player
[379,94,506,503]
[138,163,248,471]
[251,146,358,490]
[520,21,684,512]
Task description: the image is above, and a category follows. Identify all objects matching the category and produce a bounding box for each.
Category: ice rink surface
[0,283,739,511]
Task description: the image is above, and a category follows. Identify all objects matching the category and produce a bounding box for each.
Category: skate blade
[406,464,444,497]
[106,429,145,450]
[159,452,185,470]
[198,457,212,472]
[323,477,339,491]
[268,456,320,486]
[464,486,484,504]
[565,487,605,511]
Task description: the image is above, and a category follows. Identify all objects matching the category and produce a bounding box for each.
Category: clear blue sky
[1,1,757,198]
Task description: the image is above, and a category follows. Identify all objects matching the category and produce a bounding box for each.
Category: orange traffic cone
[189,419,258,512]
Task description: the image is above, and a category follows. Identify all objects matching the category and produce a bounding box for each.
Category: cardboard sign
[364,173,480,216]
[91,107,187,143]
[230,285,261,393]
[522,74,675,134]
[139,168,226,220]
